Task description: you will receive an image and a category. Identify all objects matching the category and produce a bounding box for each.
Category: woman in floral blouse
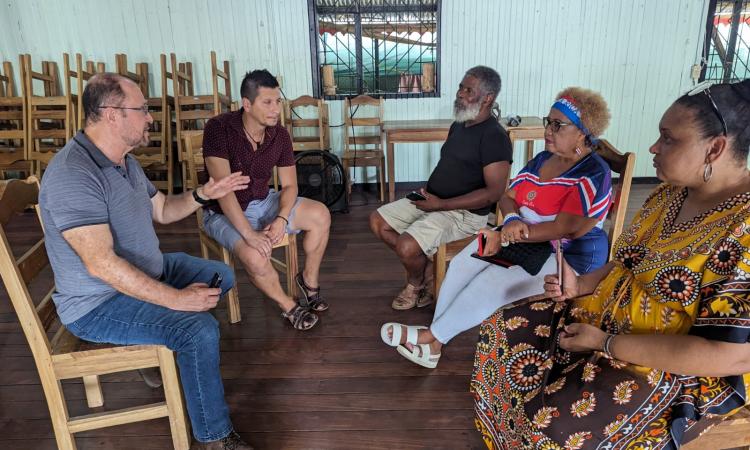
[472,79,750,449]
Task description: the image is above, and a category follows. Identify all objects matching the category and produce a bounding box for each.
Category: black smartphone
[208,272,223,289]
[406,191,427,201]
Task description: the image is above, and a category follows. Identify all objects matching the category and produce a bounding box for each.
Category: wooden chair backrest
[115,53,150,98]
[0,59,27,155]
[131,54,172,165]
[63,53,105,131]
[182,131,205,190]
[0,177,68,361]
[21,54,72,156]
[210,51,232,115]
[343,95,384,152]
[593,139,635,255]
[0,61,19,98]
[285,95,330,151]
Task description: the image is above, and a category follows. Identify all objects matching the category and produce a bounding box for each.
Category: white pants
[430,239,557,344]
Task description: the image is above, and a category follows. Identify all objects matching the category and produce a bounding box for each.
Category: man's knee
[173,312,220,352]
[395,233,425,260]
[236,244,271,274]
[369,211,386,236]
[310,200,331,230]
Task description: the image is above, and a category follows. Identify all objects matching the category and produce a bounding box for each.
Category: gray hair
[465,66,501,100]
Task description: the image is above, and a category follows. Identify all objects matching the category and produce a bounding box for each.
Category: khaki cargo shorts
[376,198,488,256]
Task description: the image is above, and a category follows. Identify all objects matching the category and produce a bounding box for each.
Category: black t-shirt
[425,117,513,215]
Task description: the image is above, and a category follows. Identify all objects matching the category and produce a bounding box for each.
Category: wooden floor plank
[0,184,659,449]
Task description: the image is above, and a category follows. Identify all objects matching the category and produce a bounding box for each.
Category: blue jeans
[67,252,236,442]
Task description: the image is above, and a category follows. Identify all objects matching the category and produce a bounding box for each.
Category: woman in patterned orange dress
[472,80,750,449]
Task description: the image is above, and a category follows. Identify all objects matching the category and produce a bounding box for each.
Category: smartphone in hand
[406,191,427,201]
[208,272,223,289]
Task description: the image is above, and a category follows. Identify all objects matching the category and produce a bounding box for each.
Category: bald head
[82,73,136,125]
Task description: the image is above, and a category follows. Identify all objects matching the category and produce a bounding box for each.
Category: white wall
[0,0,710,181]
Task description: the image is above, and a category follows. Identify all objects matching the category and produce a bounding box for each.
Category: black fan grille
[295,151,346,208]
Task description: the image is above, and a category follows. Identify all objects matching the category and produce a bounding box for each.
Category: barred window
[307,0,440,99]
[702,0,750,82]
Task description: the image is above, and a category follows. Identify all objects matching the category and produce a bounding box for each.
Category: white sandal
[380,322,426,347]
[397,343,441,369]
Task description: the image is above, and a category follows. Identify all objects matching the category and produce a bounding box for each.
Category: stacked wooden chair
[0,58,29,178]
[172,51,232,190]
[117,53,175,194]
[183,133,298,324]
[21,54,73,178]
[0,177,190,449]
[63,53,105,132]
[342,95,385,202]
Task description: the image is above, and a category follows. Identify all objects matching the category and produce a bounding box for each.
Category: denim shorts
[203,189,302,251]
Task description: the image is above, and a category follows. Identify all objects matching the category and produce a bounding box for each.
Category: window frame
[700,0,750,82]
[307,0,442,100]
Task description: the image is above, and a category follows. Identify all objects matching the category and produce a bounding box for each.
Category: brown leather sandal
[392,283,423,310]
[296,272,329,312]
[282,304,319,330]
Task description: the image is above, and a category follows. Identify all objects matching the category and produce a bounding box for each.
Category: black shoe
[191,431,253,450]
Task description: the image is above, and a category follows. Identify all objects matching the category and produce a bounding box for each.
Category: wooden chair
[284,95,330,151]
[433,139,635,295]
[183,133,298,324]
[120,54,175,194]
[173,52,232,190]
[115,53,150,97]
[0,177,190,450]
[682,406,750,449]
[0,58,30,178]
[63,53,105,132]
[342,95,385,202]
[21,54,72,177]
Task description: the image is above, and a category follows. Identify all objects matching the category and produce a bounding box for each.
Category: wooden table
[382,116,545,202]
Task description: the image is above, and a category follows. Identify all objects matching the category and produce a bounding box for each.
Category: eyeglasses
[686,81,727,136]
[542,117,574,133]
[98,105,150,115]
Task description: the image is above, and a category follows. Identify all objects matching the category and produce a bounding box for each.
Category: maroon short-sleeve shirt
[202,109,295,213]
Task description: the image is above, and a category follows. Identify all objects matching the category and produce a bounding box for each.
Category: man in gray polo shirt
[40,73,253,450]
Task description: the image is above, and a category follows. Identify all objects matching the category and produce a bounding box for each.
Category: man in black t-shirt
[370,66,513,310]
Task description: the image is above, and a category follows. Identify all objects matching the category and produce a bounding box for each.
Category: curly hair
[555,87,611,139]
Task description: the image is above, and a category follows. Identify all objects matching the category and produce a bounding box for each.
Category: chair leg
[82,375,103,408]
[42,379,77,450]
[378,159,385,202]
[157,347,191,450]
[222,248,241,324]
[434,244,447,297]
[286,234,299,299]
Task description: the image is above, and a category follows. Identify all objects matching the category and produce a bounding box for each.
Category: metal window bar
[310,0,440,99]
[702,0,750,82]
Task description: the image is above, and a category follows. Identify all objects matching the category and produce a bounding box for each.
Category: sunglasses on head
[686,81,728,136]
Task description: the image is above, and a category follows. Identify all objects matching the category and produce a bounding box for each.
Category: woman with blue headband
[381,87,613,368]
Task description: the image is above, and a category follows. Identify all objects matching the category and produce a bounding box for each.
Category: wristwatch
[192,188,210,205]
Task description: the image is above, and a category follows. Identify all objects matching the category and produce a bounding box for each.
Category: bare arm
[150,190,202,224]
[560,323,750,377]
[415,161,510,212]
[204,156,273,257]
[263,165,298,245]
[61,224,220,311]
[150,172,250,224]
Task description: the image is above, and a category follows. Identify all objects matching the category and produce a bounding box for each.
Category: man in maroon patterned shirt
[201,70,331,330]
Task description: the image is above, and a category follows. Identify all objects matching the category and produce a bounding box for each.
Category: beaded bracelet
[502,212,522,226]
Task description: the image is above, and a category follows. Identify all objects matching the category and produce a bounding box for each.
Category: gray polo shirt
[40,131,162,324]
